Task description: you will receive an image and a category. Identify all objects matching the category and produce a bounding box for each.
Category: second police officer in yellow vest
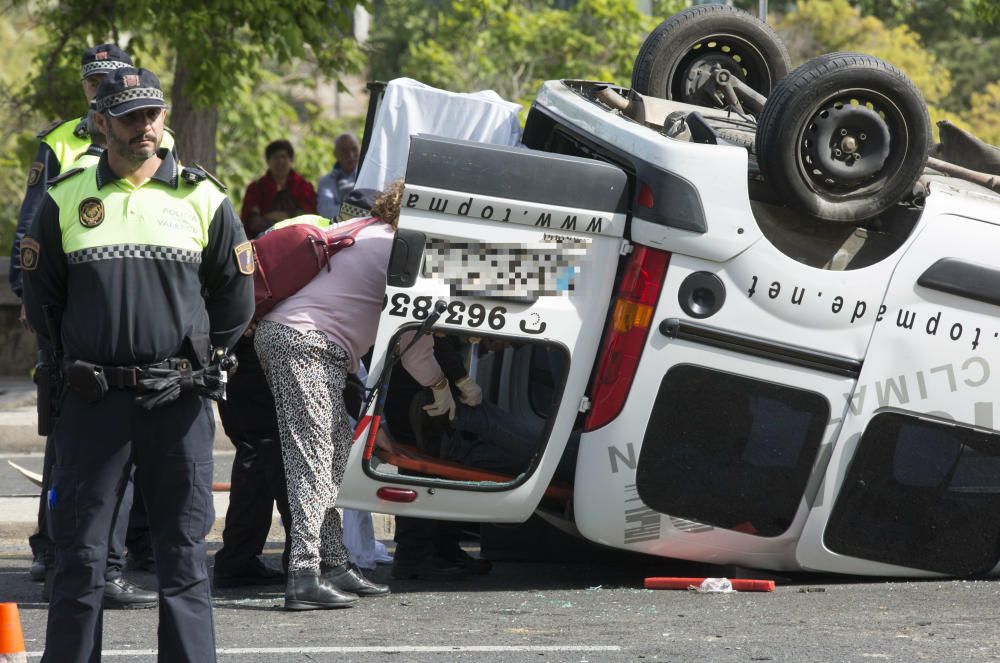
[16,43,161,610]
[22,66,254,663]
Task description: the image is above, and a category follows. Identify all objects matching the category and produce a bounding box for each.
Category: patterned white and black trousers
[254,320,352,572]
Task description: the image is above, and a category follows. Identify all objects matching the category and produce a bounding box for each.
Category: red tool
[644,577,775,592]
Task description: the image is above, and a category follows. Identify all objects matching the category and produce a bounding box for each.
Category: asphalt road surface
[4,449,1000,662]
[5,536,1000,662]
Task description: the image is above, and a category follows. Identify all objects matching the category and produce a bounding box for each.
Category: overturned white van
[341,6,1000,578]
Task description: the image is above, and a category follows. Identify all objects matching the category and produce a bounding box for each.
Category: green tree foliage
[218,68,364,209]
[845,0,1000,115]
[932,37,1000,113]
[777,0,964,136]
[651,0,692,18]
[968,81,1000,146]
[973,0,1000,24]
[901,1,992,42]
[850,0,992,44]
[18,0,365,168]
[368,0,658,106]
[0,7,47,253]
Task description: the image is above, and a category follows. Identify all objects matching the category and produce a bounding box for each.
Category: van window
[635,365,828,537]
[825,413,1000,576]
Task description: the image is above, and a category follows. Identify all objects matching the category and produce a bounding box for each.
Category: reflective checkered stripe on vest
[51,164,222,258]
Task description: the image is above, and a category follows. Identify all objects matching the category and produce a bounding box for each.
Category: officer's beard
[107,125,161,165]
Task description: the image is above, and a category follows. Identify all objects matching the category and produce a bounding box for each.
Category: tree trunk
[169,52,218,171]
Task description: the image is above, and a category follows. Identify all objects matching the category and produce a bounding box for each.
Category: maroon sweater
[240,169,317,226]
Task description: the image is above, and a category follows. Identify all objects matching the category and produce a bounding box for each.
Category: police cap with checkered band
[80,44,133,80]
[94,67,167,118]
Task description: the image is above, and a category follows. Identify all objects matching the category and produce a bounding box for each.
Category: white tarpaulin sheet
[355,77,523,193]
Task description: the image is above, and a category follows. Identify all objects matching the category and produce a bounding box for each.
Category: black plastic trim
[658,318,862,378]
[405,134,629,214]
[386,228,425,288]
[918,258,1000,308]
[523,98,708,234]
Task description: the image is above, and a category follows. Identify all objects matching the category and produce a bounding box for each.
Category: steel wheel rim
[667,33,773,105]
[795,87,910,200]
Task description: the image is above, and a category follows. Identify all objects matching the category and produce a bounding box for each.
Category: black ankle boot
[322,563,391,597]
[285,568,359,611]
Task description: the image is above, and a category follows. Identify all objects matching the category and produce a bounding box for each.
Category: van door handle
[917,258,1000,308]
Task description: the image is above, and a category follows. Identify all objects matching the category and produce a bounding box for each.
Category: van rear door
[338,135,629,522]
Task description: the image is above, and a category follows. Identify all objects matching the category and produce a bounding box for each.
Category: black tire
[632,5,790,107]
[756,53,931,222]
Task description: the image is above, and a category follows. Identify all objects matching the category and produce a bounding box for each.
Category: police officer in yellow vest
[11,44,130,302]
[17,45,159,610]
[22,67,254,663]
[11,44,177,302]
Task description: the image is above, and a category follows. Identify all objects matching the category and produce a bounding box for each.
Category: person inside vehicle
[382,334,492,580]
[382,334,553,579]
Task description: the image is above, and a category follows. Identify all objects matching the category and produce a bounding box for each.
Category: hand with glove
[455,375,483,406]
[422,376,456,420]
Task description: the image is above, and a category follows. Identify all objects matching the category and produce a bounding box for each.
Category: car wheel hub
[803,103,891,187]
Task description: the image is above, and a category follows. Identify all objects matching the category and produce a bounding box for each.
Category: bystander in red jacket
[241,139,317,238]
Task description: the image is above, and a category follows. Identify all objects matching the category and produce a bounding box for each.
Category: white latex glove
[455,375,483,406]
[422,380,456,420]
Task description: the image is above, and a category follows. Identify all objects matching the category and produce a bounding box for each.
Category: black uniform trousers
[42,389,217,663]
[29,433,143,579]
[214,337,292,575]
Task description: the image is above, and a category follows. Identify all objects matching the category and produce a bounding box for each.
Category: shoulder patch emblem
[79,197,105,228]
[234,241,255,275]
[26,161,44,187]
[20,238,40,272]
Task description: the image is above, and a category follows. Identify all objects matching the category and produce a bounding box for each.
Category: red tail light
[377,487,418,503]
[584,246,670,431]
[638,182,655,209]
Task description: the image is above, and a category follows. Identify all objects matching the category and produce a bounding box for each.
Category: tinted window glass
[825,413,1000,576]
[636,365,828,537]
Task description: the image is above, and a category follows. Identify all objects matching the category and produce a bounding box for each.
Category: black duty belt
[99,359,195,388]
[63,351,234,410]
[65,358,194,389]
[64,358,198,404]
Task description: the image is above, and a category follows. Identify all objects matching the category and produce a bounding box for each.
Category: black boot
[391,554,468,581]
[29,551,47,582]
[322,563,390,597]
[285,569,358,611]
[440,547,492,576]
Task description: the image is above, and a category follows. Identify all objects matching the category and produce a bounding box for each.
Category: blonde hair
[371,179,404,229]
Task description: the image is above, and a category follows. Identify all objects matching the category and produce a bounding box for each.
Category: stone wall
[0,258,35,377]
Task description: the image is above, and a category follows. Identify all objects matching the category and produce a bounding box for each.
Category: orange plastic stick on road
[0,602,27,663]
[644,577,776,592]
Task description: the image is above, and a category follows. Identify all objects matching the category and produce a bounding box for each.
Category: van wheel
[755,53,931,222]
[632,5,790,107]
